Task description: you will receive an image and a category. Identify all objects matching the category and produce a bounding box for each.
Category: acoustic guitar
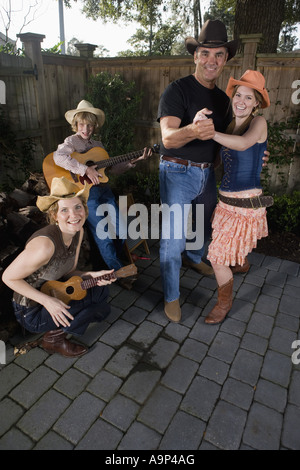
[43,144,160,190]
[40,264,137,304]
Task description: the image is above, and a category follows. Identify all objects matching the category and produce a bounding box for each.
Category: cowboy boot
[41,329,88,357]
[205,278,233,325]
[230,257,250,274]
[164,299,181,323]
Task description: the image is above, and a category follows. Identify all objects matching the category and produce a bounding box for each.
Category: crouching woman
[2,177,115,357]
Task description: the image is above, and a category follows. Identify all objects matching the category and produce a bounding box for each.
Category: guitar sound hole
[66,286,74,295]
[86,160,95,167]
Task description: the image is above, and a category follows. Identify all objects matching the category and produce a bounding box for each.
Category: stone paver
[0,246,299,450]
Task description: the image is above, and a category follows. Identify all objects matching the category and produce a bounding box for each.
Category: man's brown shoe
[182,259,214,276]
[164,299,181,323]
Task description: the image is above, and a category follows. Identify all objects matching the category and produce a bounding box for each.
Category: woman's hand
[193,108,213,124]
[43,296,74,328]
[84,269,117,286]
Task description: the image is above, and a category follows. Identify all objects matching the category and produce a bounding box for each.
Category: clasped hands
[192,108,270,165]
[192,108,215,140]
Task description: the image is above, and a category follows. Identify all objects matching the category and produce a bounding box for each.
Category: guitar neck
[95,149,145,170]
[81,272,116,290]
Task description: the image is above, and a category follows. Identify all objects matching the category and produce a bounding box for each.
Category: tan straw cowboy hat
[36,177,90,212]
[226,69,270,108]
[185,19,238,61]
[65,100,105,128]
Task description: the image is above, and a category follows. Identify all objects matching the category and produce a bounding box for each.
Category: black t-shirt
[157,74,232,163]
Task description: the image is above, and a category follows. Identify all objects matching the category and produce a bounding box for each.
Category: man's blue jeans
[86,184,126,271]
[159,158,217,303]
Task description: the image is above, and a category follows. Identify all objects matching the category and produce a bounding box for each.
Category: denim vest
[219,140,267,192]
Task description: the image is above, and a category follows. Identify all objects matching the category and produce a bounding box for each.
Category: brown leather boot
[164,299,181,323]
[230,257,250,274]
[205,278,233,325]
[41,329,88,357]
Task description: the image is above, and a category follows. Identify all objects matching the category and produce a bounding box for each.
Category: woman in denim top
[194,70,271,325]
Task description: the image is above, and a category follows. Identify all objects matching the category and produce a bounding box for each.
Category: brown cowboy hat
[65,100,105,128]
[36,177,90,212]
[226,70,270,108]
[185,19,238,61]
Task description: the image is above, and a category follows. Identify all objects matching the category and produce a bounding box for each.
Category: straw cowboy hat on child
[185,19,238,60]
[36,177,90,212]
[65,100,105,128]
[226,69,270,108]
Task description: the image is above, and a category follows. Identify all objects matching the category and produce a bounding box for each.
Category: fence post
[75,43,97,58]
[17,32,51,155]
[239,34,263,71]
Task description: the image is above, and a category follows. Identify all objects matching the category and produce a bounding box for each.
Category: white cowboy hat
[65,100,105,128]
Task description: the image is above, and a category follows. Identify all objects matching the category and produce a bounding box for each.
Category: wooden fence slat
[0,45,299,192]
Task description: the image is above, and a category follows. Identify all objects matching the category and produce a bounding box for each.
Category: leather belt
[219,193,274,209]
[162,155,211,169]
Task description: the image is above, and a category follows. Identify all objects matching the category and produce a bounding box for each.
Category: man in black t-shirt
[157,20,238,323]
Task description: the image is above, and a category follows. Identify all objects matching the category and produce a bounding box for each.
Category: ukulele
[43,144,160,190]
[40,264,137,304]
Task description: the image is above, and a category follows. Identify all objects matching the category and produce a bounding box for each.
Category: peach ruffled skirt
[207,200,268,267]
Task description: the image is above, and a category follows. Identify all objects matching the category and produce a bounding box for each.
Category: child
[53,100,149,289]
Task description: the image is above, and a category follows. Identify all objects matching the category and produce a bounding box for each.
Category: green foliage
[0,43,24,56]
[262,113,300,189]
[109,169,160,204]
[0,106,35,191]
[267,191,300,235]
[41,42,63,54]
[85,72,142,156]
[267,114,299,165]
[125,22,183,55]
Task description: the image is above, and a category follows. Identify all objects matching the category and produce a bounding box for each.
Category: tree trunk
[234,0,285,53]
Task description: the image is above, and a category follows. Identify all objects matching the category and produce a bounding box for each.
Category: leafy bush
[109,170,160,205]
[0,106,35,191]
[85,72,142,157]
[267,191,300,235]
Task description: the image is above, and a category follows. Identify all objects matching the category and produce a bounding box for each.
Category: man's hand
[192,118,215,141]
[262,150,270,167]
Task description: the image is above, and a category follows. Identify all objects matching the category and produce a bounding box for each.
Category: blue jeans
[13,285,110,336]
[86,185,126,271]
[159,158,217,302]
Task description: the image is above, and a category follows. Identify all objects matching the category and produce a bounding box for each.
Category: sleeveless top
[13,224,80,307]
[219,140,267,192]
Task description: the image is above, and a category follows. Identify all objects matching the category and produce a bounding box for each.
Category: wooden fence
[0,32,299,192]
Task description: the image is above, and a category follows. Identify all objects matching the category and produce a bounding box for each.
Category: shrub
[85,72,142,157]
[267,191,300,235]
